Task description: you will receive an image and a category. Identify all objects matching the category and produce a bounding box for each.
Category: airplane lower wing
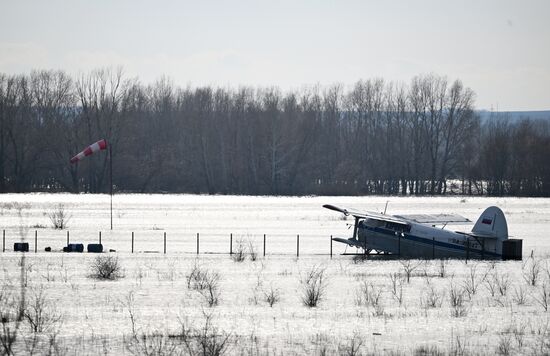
[332,237,365,248]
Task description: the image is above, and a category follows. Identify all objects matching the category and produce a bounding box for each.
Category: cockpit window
[364,219,385,228]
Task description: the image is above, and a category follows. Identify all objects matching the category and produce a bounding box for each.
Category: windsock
[70,139,108,164]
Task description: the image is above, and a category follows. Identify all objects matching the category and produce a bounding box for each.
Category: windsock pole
[109,145,113,230]
[70,139,112,229]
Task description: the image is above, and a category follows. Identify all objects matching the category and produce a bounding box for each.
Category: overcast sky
[1,0,549,111]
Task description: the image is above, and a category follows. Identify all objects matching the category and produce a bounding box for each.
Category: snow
[1,194,550,354]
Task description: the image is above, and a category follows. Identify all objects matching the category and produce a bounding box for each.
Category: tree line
[0,69,548,196]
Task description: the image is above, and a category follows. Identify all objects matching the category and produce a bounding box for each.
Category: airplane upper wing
[394,214,471,224]
[323,204,409,226]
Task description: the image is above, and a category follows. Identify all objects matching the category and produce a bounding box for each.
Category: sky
[1,0,549,111]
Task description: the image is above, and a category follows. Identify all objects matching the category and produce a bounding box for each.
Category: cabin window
[384,221,411,233]
[362,219,410,233]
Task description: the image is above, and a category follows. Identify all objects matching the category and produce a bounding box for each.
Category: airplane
[323,204,522,260]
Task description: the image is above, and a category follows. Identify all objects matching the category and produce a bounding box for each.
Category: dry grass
[1,254,549,354]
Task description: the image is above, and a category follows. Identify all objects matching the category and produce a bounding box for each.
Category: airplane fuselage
[357,218,499,258]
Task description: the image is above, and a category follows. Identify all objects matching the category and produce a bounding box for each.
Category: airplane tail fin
[471,206,508,240]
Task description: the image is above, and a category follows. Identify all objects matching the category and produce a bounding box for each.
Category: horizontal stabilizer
[468,232,498,239]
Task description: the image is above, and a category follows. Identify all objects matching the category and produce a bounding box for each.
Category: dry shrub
[338,332,364,356]
[414,344,445,356]
[356,281,382,308]
[512,286,528,305]
[523,257,541,286]
[21,286,64,355]
[125,293,231,356]
[422,285,444,309]
[437,259,448,278]
[48,204,71,230]
[301,266,326,308]
[496,334,512,355]
[179,312,232,356]
[90,255,123,280]
[264,285,280,307]
[186,264,221,307]
[389,272,404,306]
[400,260,423,283]
[0,286,20,355]
[231,238,258,262]
[535,283,550,312]
[449,283,467,317]
[248,241,258,262]
[462,263,485,298]
[24,286,62,333]
[231,239,247,263]
[199,274,221,307]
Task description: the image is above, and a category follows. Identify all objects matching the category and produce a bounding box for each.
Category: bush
[422,285,443,309]
[48,204,71,230]
[179,312,232,356]
[0,286,20,355]
[198,272,221,307]
[400,260,423,283]
[338,332,364,356]
[522,257,541,286]
[231,238,258,262]
[90,256,122,280]
[355,281,382,308]
[535,283,550,311]
[449,283,467,317]
[186,264,221,307]
[248,241,258,261]
[24,286,62,333]
[264,285,280,307]
[231,239,247,262]
[301,266,326,308]
[389,273,404,306]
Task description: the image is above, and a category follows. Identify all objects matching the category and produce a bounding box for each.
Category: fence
[1,229,499,262]
[1,229,336,258]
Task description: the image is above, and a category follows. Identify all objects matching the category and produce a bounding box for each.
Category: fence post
[398,233,401,257]
[131,232,134,253]
[330,235,333,259]
[66,231,69,246]
[466,238,469,263]
[2,230,4,252]
[263,234,266,257]
[432,237,435,259]
[296,234,300,258]
[35,230,37,253]
[196,233,199,255]
[164,232,166,254]
[99,231,102,245]
[230,233,233,255]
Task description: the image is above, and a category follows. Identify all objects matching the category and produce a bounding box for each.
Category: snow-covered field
[1,194,550,355]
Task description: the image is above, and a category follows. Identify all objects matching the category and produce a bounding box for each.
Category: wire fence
[1,229,337,258]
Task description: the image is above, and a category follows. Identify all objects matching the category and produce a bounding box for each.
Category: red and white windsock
[70,139,108,164]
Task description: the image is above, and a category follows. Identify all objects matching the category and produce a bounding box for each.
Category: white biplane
[324,204,522,259]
